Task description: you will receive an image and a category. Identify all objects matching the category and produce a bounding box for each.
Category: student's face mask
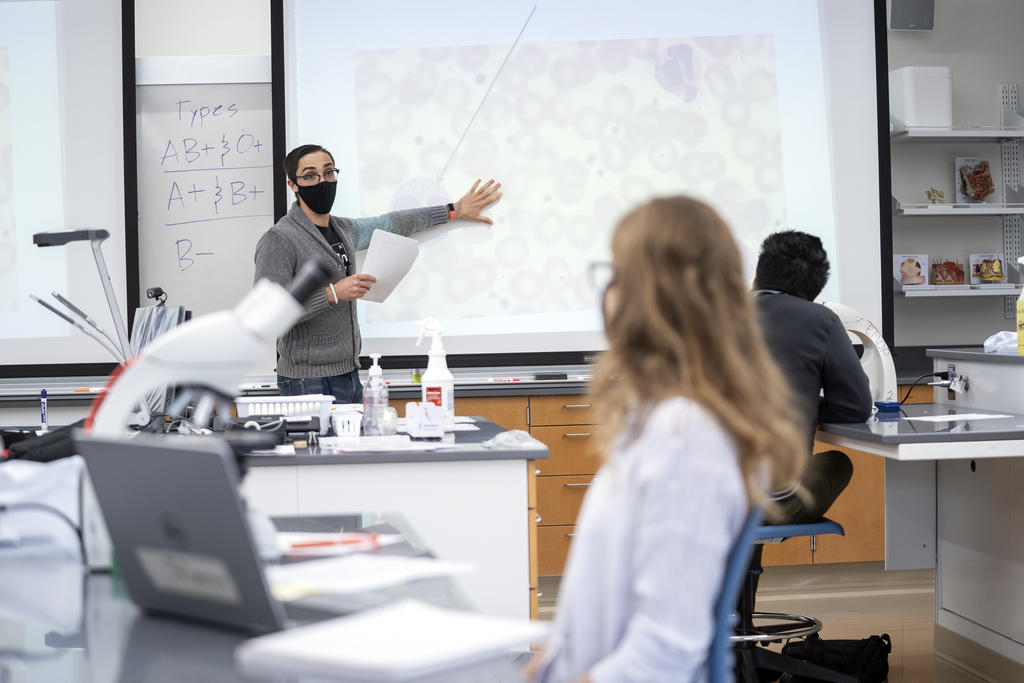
[296,180,337,215]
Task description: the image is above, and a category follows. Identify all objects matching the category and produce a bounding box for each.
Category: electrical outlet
[947,363,956,400]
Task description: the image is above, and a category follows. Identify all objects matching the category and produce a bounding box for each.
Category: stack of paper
[236,599,547,681]
[317,435,444,452]
[266,554,473,602]
[276,532,404,557]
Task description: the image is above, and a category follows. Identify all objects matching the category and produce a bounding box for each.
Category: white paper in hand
[359,230,419,303]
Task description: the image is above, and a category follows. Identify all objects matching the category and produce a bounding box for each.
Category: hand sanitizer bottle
[415,318,455,424]
[361,353,389,435]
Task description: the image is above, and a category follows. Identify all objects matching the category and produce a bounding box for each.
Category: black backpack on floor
[779,632,891,683]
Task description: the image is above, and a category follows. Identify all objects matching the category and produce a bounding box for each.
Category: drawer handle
[563,404,592,409]
[563,482,592,488]
[565,533,577,537]
[535,468,541,476]
[536,513,542,523]
[563,433,592,438]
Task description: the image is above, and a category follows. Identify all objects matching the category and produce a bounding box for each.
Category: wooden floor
[538,562,988,682]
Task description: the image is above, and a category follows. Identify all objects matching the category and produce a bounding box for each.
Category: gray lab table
[818,400,1024,679]
[817,403,1024,461]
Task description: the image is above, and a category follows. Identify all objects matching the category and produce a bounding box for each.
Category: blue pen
[40,389,48,432]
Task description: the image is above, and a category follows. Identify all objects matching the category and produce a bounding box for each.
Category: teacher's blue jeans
[277,369,363,404]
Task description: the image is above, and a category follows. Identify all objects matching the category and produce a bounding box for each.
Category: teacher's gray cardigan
[254,201,448,379]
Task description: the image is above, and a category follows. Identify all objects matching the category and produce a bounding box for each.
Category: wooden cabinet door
[762,537,813,566]
[393,395,530,430]
[898,384,933,405]
[456,395,530,431]
[810,443,885,564]
[537,524,576,576]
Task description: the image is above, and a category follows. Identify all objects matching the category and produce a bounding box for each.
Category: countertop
[926,347,1024,365]
[819,403,1024,444]
[244,418,548,466]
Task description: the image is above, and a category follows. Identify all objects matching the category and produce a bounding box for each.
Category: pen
[40,390,48,432]
[73,387,106,393]
[488,377,521,383]
[290,533,379,550]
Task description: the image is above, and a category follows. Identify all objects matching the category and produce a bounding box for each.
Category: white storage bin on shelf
[889,66,952,130]
[235,394,333,435]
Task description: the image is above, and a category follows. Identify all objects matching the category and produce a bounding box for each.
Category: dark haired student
[745,231,873,646]
[753,230,872,523]
[254,144,501,402]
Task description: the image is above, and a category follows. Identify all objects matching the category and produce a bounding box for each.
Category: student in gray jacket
[254,144,501,402]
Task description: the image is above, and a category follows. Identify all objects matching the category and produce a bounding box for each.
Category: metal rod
[90,236,132,358]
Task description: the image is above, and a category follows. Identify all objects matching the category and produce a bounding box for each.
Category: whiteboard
[136,58,274,318]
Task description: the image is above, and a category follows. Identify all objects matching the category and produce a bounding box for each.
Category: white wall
[135,0,270,57]
[888,0,1024,346]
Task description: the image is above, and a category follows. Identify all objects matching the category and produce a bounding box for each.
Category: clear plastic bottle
[361,353,389,435]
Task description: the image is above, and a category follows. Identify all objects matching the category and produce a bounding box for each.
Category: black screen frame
[0,0,139,379]
[874,0,895,350]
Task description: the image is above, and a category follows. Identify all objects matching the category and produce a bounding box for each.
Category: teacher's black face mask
[295,180,337,215]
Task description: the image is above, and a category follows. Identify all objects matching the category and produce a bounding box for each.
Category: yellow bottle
[1018,257,1024,355]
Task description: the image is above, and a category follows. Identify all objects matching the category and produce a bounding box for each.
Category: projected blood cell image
[353,35,783,323]
[0,47,14,313]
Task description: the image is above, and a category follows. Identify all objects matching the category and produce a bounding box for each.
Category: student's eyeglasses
[296,169,339,185]
[586,261,616,293]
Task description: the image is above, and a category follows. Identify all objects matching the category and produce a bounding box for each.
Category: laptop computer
[77,432,321,633]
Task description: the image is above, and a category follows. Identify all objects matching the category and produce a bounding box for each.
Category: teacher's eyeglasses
[296,169,339,185]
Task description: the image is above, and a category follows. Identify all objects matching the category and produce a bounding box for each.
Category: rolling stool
[732,519,857,683]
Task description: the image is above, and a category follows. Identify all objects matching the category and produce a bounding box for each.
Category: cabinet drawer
[537,475,593,526]
[530,395,598,426]
[538,524,576,576]
[530,426,602,475]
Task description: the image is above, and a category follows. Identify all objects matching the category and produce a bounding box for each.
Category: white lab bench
[817,347,1024,680]
[239,418,546,622]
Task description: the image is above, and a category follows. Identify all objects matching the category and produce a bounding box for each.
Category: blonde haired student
[527,196,806,683]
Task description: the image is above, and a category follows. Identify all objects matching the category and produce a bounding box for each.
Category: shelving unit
[891,126,1024,144]
[890,85,1024,320]
[897,285,1021,298]
[893,198,1024,216]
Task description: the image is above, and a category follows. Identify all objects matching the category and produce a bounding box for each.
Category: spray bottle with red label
[415,318,454,424]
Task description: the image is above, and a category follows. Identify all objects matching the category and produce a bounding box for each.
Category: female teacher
[254,143,501,402]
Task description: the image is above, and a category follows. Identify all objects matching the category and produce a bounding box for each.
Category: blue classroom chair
[731,518,858,683]
[710,508,764,683]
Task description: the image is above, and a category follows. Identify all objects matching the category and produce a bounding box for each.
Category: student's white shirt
[537,397,747,683]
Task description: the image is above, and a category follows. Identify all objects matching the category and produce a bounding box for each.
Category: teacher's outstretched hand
[454,179,502,225]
